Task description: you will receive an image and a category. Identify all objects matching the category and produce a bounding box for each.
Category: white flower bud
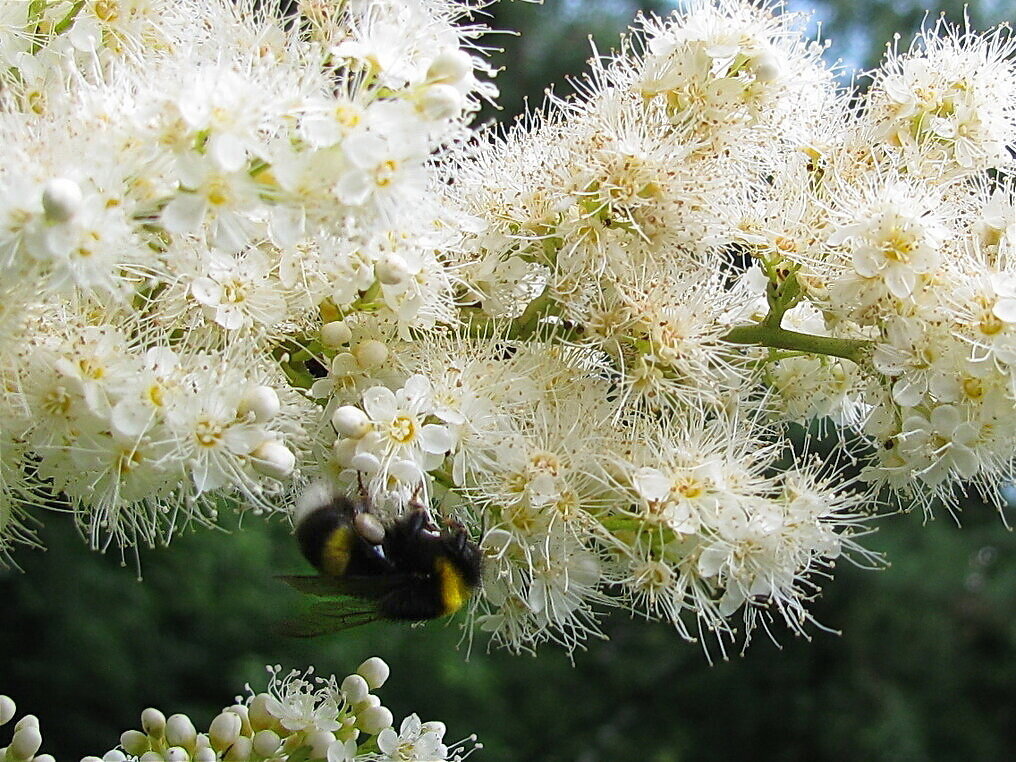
[14,716,38,731]
[0,696,15,725]
[341,674,369,704]
[356,657,390,690]
[120,730,149,756]
[352,340,388,369]
[355,705,393,736]
[306,731,340,757]
[420,84,462,121]
[208,711,242,751]
[194,749,216,762]
[103,751,127,762]
[35,755,56,762]
[139,753,163,762]
[247,694,274,732]
[194,735,210,752]
[332,437,358,468]
[225,705,251,737]
[375,253,410,286]
[141,708,166,737]
[164,747,189,762]
[332,406,371,438]
[251,440,296,480]
[321,321,353,348]
[753,51,781,82]
[350,451,381,474]
[251,730,281,757]
[353,694,379,712]
[41,177,82,223]
[165,714,197,750]
[426,48,472,84]
[223,736,252,761]
[81,757,104,762]
[239,385,280,422]
[8,726,42,760]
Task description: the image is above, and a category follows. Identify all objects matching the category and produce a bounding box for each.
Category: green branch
[722,323,871,364]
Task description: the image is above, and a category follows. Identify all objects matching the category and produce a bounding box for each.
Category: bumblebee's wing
[276,599,381,637]
[277,573,409,600]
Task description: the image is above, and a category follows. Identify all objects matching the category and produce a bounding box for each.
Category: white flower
[190,250,287,331]
[827,182,949,300]
[344,375,454,489]
[376,714,449,762]
[898,405,980,486]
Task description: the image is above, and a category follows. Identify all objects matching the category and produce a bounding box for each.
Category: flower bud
[103,751,127,762]
[349,451,381,475]
[141,708,166,738]
[355,705,393,736]
[208,711,242,751]
[139,754,163,762]
[357,657,390,690]
[239,385,280,422]
[13,716,38,731]
[194,749,217,762]
[224,736,252,761]
[420,84,462,121]
[0,696,15,726]
[340,674,369,704]
[321,320,353,348]
[120,730,149,755]
[164,747,189,762]
[35,755,56,762]
[252,730,281,757]
[426,48,472,84]
[251,440,296,480]
[41,177,82,223]
[332,437,358,467]
[332,406,371,438]
[352,340,388,369]
[306,731,339,757]
[247,694,274,732]
[8,725,42,760]
[353,694,379,712]
[165,714,197,750]
[225,705,252,737]
[375,253,410,286]
[753,51,781,82]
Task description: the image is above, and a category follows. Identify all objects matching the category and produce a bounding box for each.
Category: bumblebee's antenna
[408,482,439,530]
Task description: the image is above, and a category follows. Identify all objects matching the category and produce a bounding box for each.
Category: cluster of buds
[1,661,479,762]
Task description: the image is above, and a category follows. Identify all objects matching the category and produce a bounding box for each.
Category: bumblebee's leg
[408,483,439,531]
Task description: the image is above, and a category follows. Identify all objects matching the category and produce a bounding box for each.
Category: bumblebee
[278,489,482,636]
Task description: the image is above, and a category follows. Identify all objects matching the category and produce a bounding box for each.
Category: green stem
[722,323,870,364]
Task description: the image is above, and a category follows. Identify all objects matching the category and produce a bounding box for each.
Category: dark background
[3,2,1015,759]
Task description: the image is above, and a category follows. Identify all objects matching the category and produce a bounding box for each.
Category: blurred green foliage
[3,1,1016,759]
[2,503,1014,760]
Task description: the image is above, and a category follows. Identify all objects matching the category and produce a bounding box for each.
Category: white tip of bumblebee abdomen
[293,480,336,525]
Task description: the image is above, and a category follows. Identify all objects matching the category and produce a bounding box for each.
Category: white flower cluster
[2,0,1015,654]
[0,0,493,561]
[0,659,480,762]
